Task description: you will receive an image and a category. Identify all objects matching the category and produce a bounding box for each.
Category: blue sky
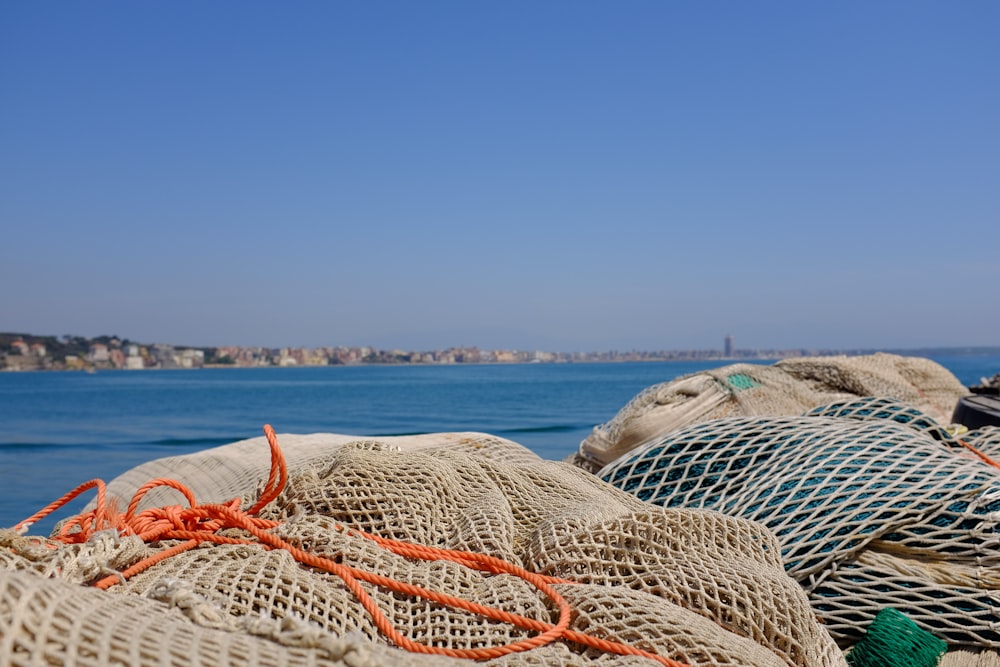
[2,2,997,352]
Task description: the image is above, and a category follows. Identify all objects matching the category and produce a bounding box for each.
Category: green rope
[846,608,947,667]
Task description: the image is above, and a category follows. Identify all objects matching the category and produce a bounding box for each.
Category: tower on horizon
[724,334,734,357]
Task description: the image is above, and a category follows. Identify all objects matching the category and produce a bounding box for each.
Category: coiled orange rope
[14,425,690,666]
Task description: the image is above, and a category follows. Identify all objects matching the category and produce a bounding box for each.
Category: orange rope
[13,425,691,667]
[957,437,1000,470]
[902,385,1000,472]
[904,379,1000,471]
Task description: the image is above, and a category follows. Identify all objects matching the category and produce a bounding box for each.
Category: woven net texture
[1,431,847,667]
[598,396,1000,650]
[576,353,970,471]
[942,651,1000,667]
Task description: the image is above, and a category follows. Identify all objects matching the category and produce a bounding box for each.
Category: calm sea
[3,354,998,534]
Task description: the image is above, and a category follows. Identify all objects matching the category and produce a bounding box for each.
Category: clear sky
[2,2,997,353]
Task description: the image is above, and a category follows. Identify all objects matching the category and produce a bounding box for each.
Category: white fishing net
[1,430,846,667]
[575,353,970,472]
[598,396,1000,650]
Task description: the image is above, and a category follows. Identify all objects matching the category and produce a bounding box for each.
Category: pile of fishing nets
[572,352,1000,663]
[598,396,1000,653]
[574,353,970,472]
[1,431,847,667]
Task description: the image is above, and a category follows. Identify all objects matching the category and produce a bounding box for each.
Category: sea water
[2,355,998,533]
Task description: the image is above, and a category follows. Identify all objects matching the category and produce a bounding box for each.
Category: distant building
[150,344,177,368]
[177,349,204,368]
[724,334,734,357]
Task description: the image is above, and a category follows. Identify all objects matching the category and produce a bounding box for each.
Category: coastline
[3,331,1000,374]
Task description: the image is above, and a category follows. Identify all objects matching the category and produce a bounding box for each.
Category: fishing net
[575,353,969,472]
[0,431,847,667]
[942,651,1000,666]
[965,426,1000,458]
[598,396,1000,650]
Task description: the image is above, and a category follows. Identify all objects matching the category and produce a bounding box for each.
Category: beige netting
[942,651,1000,667]
[576,353,970,471]
[86,431,547,516]
[1,431,847,667]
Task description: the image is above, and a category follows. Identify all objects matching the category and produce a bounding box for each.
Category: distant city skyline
[4,327,1000,374]
[2,3,997,352]
[5,331,800,372]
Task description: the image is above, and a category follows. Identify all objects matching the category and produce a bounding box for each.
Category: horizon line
[3,332,1000,357]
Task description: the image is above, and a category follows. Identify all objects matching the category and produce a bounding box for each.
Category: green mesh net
[846,607,947,667]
